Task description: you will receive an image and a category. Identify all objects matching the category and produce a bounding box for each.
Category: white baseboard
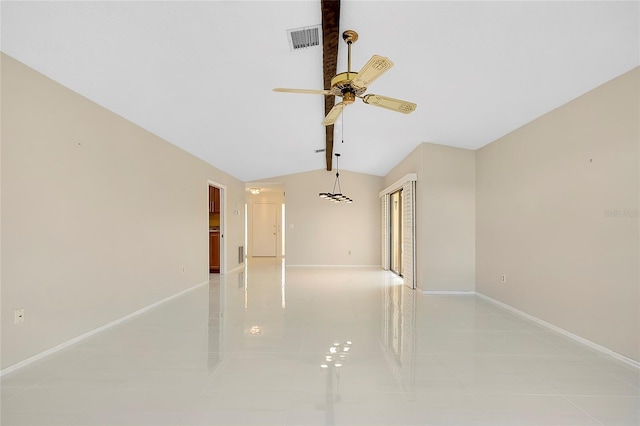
[422,290,475,295]
[475,292,640,370]
[287,264,380,268]
[224,263,245,274]
[0,280,210,377]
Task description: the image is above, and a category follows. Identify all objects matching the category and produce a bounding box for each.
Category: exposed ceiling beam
[321,0,340,171]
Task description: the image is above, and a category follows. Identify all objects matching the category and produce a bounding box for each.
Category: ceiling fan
[274,30,417,126]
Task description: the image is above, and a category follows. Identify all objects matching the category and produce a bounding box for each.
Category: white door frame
[208,180,226,275]
[380,174,417,289]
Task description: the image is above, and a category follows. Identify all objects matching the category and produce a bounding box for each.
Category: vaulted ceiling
[2,1,638,182]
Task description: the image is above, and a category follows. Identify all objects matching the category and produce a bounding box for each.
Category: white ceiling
[2,1,638,182]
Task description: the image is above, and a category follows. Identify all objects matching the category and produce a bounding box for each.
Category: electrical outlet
[348,250,352,255]
[14,309,25,324]
[501,274,506,283]
[181,266,186,273]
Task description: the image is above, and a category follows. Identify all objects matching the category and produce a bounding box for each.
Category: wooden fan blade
[273,88,332,95]
[322,102,345,126]
[351,55,394,89]
[361,94,417,114]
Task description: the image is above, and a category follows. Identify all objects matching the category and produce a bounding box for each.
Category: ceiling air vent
[287,25,322,51]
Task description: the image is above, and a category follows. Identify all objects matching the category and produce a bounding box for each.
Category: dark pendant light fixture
[319,153,353,203]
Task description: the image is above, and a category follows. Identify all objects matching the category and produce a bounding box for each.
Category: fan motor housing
[330,72,367,101]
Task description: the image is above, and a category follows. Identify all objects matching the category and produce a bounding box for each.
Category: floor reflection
[207,275,224,372]
[382,274,417,394]
[318,340,353,425]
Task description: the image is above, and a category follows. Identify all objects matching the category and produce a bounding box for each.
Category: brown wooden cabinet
[209,231,220,273]
[209,186,220,213]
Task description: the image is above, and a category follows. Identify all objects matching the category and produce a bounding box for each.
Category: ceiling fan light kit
[319,153,353,203]
[274,30,417,126]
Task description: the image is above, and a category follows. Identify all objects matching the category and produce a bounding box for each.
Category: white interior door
[252,203,277,257]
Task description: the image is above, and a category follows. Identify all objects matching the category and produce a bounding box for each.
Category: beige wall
[476,67,640,361]
[1,54,246,369]
[383,143,476,291]
[262,169,383,266]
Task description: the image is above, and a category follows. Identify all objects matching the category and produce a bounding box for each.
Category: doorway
[252,203,278,257]
[390,189,403,276]
[208,184,224,273]
[245,184,285,259]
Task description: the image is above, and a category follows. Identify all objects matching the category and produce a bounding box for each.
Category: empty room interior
[1,1,639,425]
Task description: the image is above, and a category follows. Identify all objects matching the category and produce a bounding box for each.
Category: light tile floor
[1,258,638,425]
